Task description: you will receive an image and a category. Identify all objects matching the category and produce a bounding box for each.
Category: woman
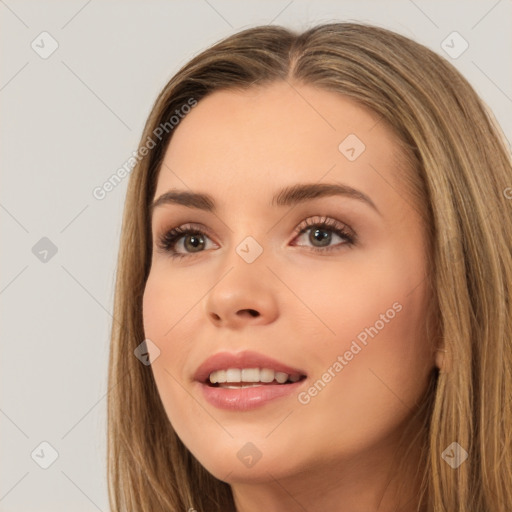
[107,22,512,511]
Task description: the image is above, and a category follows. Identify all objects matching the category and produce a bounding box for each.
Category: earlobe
[435,348,449,373]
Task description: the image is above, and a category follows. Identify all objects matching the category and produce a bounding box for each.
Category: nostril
[236,309,259,317]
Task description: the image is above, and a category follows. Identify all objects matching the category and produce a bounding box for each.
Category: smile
[208,367,303,386]
[194,350,308,411]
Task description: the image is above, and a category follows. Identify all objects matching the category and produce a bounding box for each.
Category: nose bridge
[220,207,272,265]
[219,231,270,295]
[234,233,266,265]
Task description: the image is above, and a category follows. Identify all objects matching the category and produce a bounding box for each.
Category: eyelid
[292,215,355,238]
[155,221,215,241]
[156,216,352,240]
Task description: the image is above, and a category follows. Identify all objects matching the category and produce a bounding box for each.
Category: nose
[204,257,279,329]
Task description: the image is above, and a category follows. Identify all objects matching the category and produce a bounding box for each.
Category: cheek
[288,256,433,449]
[142,266,199,343]
[142,267,211,408]
[142,271,191,395]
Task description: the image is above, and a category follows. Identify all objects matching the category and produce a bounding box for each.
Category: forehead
[154,82,407,212]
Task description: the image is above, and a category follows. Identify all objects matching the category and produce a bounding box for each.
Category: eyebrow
[150,182,381,217]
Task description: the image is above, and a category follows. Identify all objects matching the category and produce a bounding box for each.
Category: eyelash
[156,216,356,260]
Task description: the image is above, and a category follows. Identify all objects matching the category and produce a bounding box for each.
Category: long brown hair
[107,22,512,511]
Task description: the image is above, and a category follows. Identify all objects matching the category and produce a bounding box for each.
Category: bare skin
[142,81,435,512]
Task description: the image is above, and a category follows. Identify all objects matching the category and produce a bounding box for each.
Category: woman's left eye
[156,216,356,260]
[291,216,356,253]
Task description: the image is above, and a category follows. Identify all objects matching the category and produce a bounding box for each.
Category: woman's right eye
[156,224,217,260]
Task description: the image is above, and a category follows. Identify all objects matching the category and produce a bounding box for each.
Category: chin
[202,458,291,485]
[184,436,299,484]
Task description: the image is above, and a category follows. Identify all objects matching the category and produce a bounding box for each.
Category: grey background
[1,0,511,510]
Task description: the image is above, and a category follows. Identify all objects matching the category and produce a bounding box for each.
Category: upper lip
[193,350,308,383]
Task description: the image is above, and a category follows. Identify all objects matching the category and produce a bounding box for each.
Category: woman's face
[143,81,435,484]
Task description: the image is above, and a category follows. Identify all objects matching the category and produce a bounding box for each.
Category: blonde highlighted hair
[107,22,512,511]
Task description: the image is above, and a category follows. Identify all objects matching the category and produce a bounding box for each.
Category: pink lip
[197,379,307,411]
[193,350,308,411]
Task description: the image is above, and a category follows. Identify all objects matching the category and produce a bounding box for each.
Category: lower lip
[198,380,306,411]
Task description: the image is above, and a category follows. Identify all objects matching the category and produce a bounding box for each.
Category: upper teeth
[209,368,301,384]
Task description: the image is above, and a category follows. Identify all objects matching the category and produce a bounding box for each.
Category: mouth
[193,350,308,411]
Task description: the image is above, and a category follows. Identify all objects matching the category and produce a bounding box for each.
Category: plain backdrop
[1,0,511,510]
